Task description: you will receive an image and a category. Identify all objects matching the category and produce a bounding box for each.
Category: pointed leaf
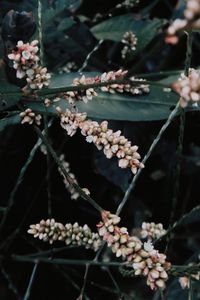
[0,113,20,132]
[91,15,165,54]
[29,72,200,121]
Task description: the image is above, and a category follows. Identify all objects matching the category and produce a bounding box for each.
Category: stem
[106,268,124,299]
[11,255,127,267]
[23,263,38,300]
[38,0,44,66]
[33,125,103,213]
[166,31,192,251]
[1,264,21,299]
[188,276,193,300]
[44,115,52,217]
[38,78,167,97]
[78,39,104,73]
[78,263,90,299]
[185,31,193,77]
[155,204,200,243]
[0,121,53,238]
[116,102,180,216]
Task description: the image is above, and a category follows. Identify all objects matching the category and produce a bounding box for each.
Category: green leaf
[0,114,21,132]
[91,14,165,54]
[0,81,21,111]
[76,88,179,121]
[31,72,200,121]
[28,72,182,121]
[43,0,81,25]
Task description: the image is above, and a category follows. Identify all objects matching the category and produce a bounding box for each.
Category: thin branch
[23,263,38,300]
[11,256,127,267]
[106,268,124,299]
[0,78,171,99]
[0,121,53,237]
[21,235,91,300]
[188,276,193,300]
[1,264,21,300]
[34,125,103,213]
[38,0,44,66]
[78,39,104,73]
[116,102,180,216]
[7,255,200,276]
[78,263,90,299]
[44,115,52,217]
[155,204,200,243]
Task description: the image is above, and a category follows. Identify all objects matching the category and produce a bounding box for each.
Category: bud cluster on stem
[8,40,51,91]
[121,31,137,59]
[56,108,144,174]
[28,218,102,251]
[20,108,42,125]
[97,211,171,290]
[140,222,166,241]
[59,70,149,105]
[166,0,200,43]
[173,68,200,107]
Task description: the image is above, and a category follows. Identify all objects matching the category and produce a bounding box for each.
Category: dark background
[0,0,200,299]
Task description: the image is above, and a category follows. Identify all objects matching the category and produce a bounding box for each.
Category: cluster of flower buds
[97,211,142,259]
[184,0,200,21]
[25,66,51,90]
[19,108,42,125]
[116,0,140,8]
[132,241,171,290]
[56,107,87,136]
[58,154,80,200]
[173,68,200,107]
[179,272,200,289]
[121,31,137,59]
[56,108,144,174]
[58,61,77,74]
[8,40,39,79]
[61,75,98,105]
[97,211,171,290]
[28,218,102,251]
[8,40,51,90]
[166,0,200,44]
[140,222,166,241]
[100,70,149,95]
[80,119,144,174]
[60,70,149,105]
[40,148,90,200]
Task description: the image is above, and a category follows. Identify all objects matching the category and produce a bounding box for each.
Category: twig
[78,263,90,299]
[0,78,170,98]
[166,31,192,251]
[155,204,200,243]
[44,115,52,217]
[0,121,53,238]
[23,263,38,300]
[116,102,180,216]
[20,235,90,300]
[78,40,104,73]
[1,264,21,300]
[11,256,127,267]
[188,276,193,300]
[106,268,124,299]
[34,125,103,213]
[38,0,44,66]
[76,242,106,299]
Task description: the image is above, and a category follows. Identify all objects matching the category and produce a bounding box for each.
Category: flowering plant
[0,1,200,299]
